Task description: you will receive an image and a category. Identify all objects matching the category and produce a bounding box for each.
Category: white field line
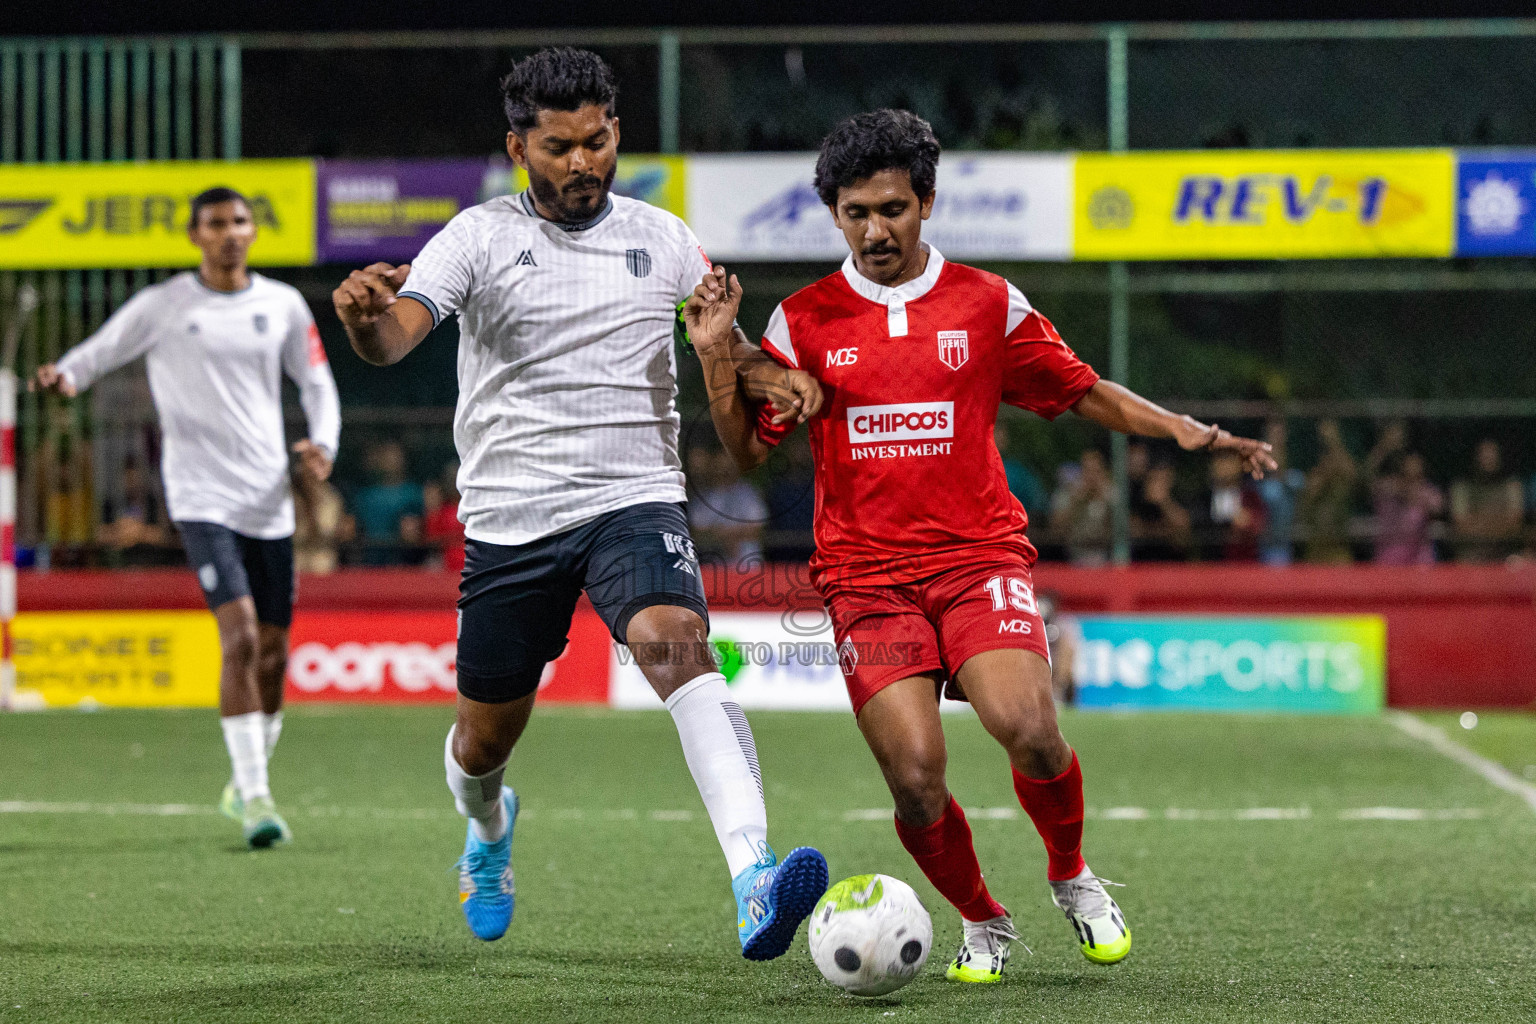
[0,800,1490,824]
[1387,711,1536,817]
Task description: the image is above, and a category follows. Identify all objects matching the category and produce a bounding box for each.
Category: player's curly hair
[813,109,941,207]
[501,47,618,135]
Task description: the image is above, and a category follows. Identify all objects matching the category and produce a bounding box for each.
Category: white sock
[444,726,508,843]
[221,712,270,803]
[262,710,284,761]
[665,672,769,878]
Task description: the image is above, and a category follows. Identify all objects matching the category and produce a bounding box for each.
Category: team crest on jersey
[514,249,538,267]
[626,248,652,278]
[937,330,968,370]
[252,313,268,334]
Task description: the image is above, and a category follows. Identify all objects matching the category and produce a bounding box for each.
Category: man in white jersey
[331,48,828,958]
[35,187,341,849]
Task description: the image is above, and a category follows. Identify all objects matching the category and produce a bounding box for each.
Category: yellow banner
[0,160,316,269]
[1074,150,1455,259]
[501,155,687,218]
[12,611,219,708]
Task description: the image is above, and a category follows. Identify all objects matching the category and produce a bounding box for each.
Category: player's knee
[625,603,715,691]
[257,641,286,682]
[994,712,1066,760]
[625,603,707,647]
[220,623,259,670]
[886,752,948,825]
[453,722,512,776]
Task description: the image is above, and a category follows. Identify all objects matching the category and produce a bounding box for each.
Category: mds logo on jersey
[846,402,954,444]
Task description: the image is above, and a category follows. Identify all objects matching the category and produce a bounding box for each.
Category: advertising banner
[316,159,489,265]
[492,155,687,219]
[612,610,851,710]
[1071,615,1386,713]
[1454,152,1536,257]
[0,160,316,269]
[284,610,610,704]
[1073,150,1454,260]
[610,610,971,712]
[686,153,1073,261]
[11,610,220,708]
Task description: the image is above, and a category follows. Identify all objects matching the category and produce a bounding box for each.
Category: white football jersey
[56,272,341,539]
[401,191,711,545]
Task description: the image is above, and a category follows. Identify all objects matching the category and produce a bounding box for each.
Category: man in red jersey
[683,109,1275,984]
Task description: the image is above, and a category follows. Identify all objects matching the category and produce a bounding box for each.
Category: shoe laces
[961,916,1030,960]
[456,848,511,895]
[1053,874,1124,920]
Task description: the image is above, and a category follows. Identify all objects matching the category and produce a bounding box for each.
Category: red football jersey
[756,247,1100,588]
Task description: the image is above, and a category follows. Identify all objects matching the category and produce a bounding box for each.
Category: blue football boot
[732,843,829,961]
[455,787,518,941]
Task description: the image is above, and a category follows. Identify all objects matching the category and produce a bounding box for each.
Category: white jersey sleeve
[54,285,161,391]
[279,290,342,460]
[400,214,479,327]
[672,219,713,305]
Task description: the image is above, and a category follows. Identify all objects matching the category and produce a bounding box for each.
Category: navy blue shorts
[177,521,296,628]
[456,502,708,704]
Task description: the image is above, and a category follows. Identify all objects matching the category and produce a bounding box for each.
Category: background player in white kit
[34,187,341,849]
[332,48,828,957]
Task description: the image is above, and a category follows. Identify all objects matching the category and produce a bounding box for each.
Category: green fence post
[659,30,680,155]
[221,39,240,160]
[1106,25,1132,567]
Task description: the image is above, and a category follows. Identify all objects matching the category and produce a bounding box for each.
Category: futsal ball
[808,874,932,996]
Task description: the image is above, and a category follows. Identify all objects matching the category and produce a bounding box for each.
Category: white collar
[839,242,945,306]
[839,243,944,337]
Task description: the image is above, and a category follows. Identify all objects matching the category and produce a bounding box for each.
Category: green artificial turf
[2,706,1533,1023]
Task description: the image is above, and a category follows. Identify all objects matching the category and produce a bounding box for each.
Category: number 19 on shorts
[983,575,1037,614]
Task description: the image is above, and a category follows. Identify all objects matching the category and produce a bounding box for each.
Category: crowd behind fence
[28,411,1536,572]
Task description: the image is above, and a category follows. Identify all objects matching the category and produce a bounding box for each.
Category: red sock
[893,796,1008,922]
[1012,750,1087,882]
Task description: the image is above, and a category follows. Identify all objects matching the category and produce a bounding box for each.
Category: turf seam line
[0,800,1491,822]
[1387,711,1536,817]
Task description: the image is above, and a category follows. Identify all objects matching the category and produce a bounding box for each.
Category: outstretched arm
[1071,380,1277,478]
[685,266,822,472]
[332,262,435,366]
[33,289,158,397]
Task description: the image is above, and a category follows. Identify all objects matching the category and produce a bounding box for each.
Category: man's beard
[527,161,618,223]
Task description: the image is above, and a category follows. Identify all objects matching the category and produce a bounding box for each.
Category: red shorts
[819,556,1052,715]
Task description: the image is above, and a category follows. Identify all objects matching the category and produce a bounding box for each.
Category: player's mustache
[862,244,900,256]
[564,176,604,192]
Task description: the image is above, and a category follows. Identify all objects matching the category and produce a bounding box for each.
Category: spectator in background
[423,461,466,574]
[764,430,816,563]
[353,440,423,566]
[1364,419,1408,482]
[994,420,1050,524]
[98,457,172,565]
[1050,449,1112,566]
[1202,449,1266,561]
[1450,438,1524,563]
[1298,419,1358,564]
[688,447,766,567]
[1130,461,1191,561]
[1372,452,1443,565]
[1256,419,1304,566]
[293,461,352,574]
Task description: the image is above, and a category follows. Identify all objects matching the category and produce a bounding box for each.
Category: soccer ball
[808,874,932,997]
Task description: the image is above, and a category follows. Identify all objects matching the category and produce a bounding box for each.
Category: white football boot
[945,914,1025,983]
[1050,866,1131,964]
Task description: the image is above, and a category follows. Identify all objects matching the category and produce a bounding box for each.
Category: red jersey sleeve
[1000,282,1100,420]
[753,302,799,447]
